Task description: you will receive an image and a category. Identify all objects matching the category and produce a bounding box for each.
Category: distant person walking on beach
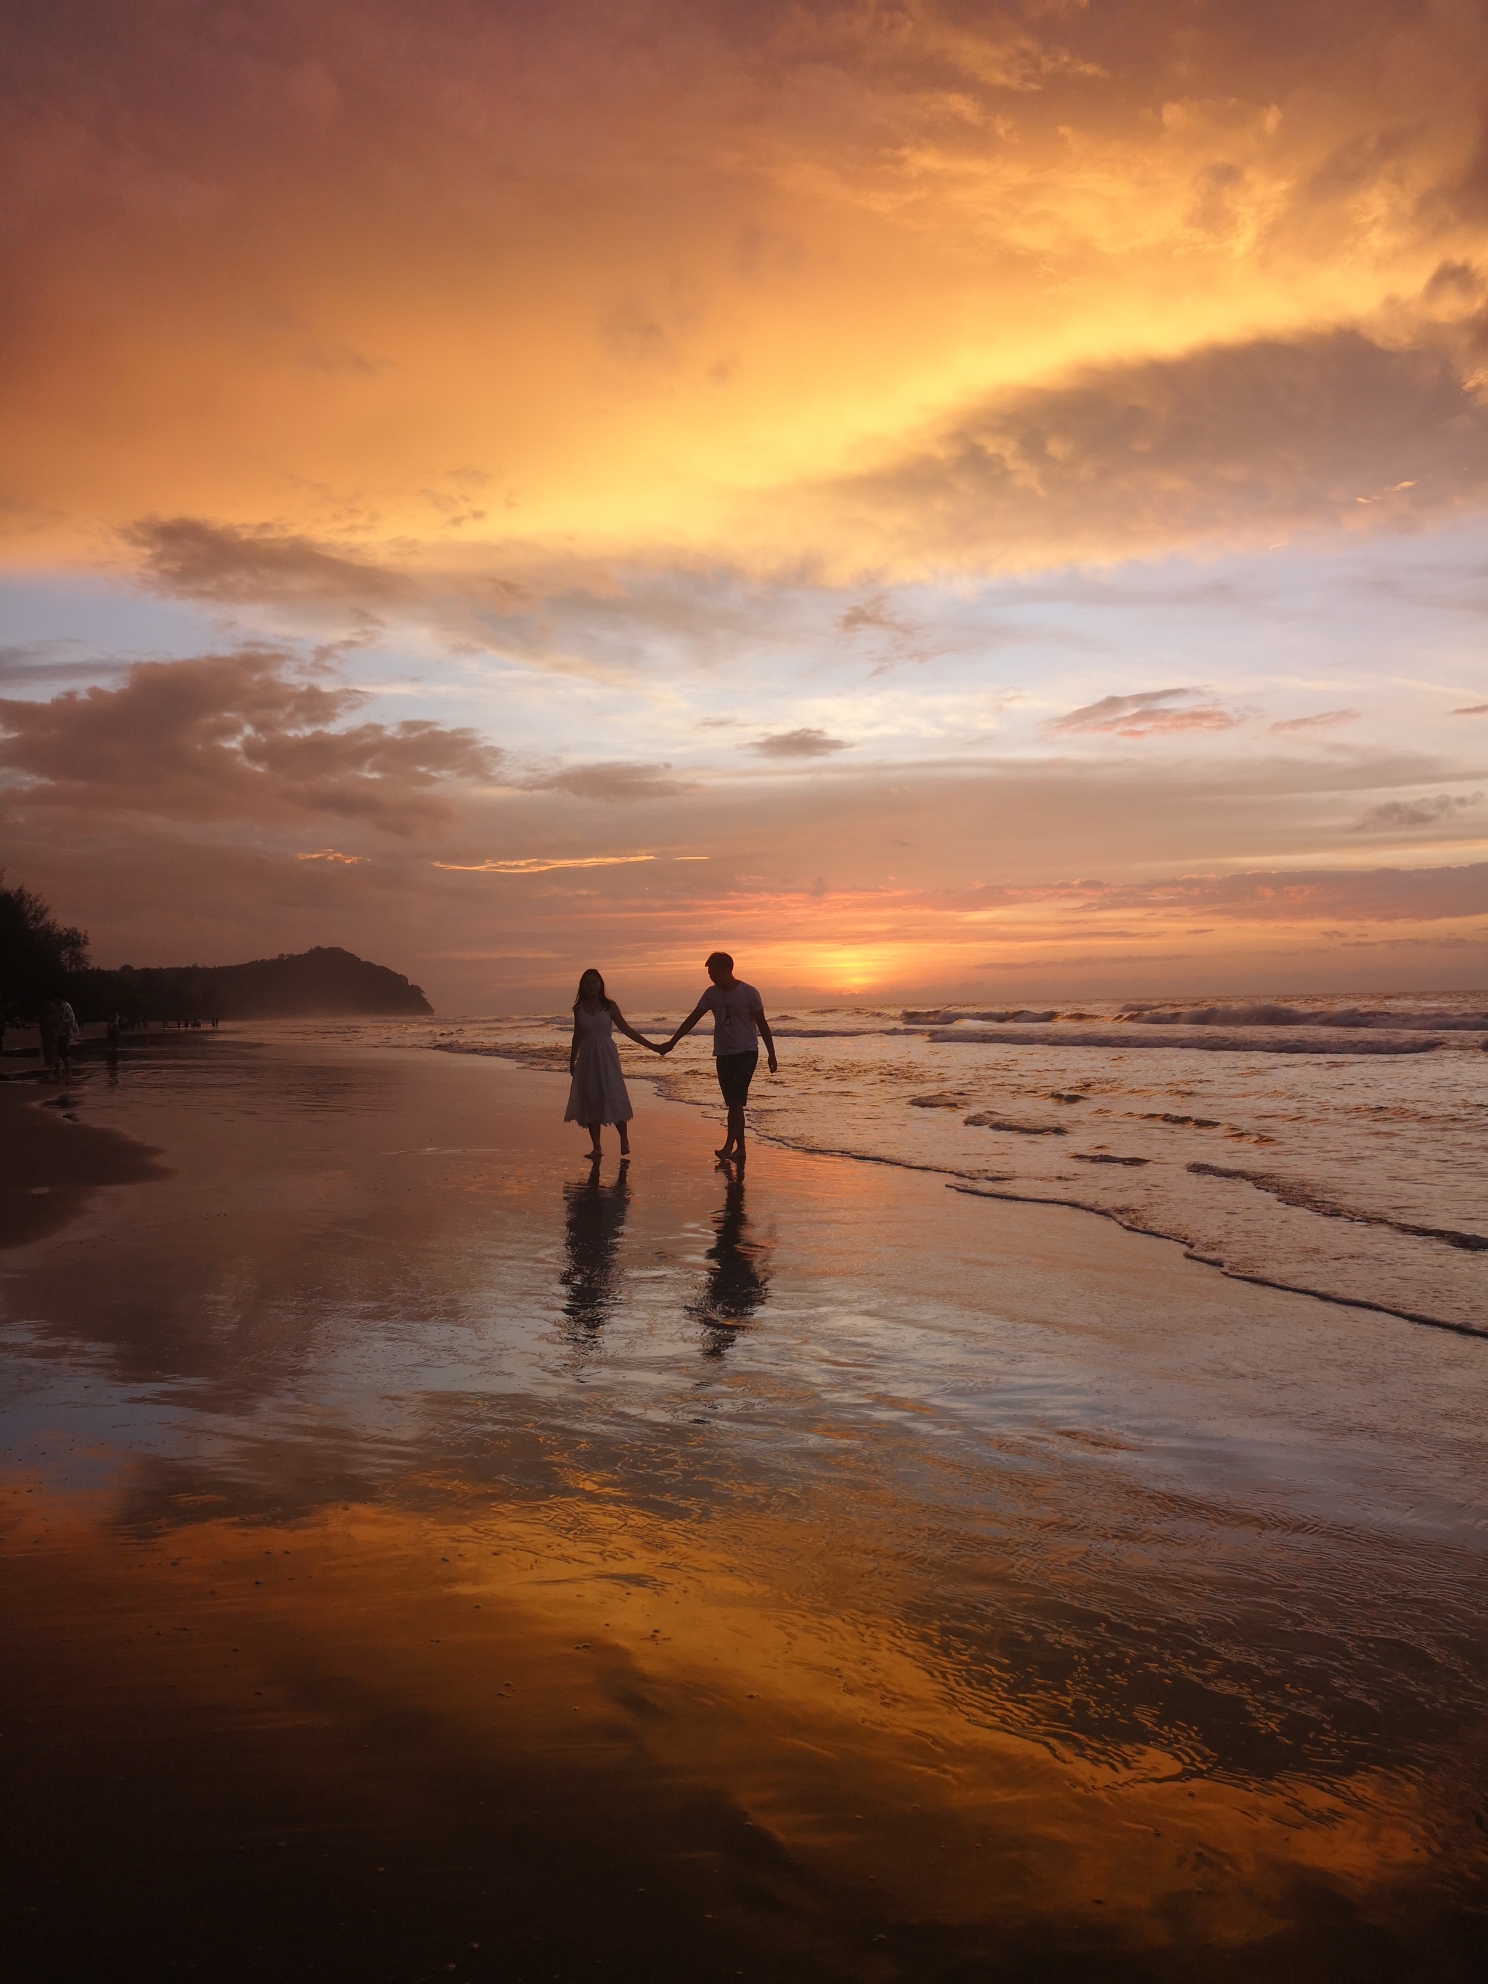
[565,969,662,1160]
[661,953,777,1162]
[38,988,76,1081]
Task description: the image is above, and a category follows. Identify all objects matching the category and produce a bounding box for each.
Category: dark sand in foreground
[2,1032,1485,1982]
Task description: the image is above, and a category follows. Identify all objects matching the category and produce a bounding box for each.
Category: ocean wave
[1187,1162,1488,1252]
[1119,1002,1488,1030]
[926,1027,1444,1055]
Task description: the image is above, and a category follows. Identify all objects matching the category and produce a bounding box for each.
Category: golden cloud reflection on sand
[4,1476,1473,1976]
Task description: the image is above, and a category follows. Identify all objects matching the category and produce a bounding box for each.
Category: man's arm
[662,998,711,1055]
[752,1005,778,1075]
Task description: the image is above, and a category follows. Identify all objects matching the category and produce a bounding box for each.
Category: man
[661,952,778,1162]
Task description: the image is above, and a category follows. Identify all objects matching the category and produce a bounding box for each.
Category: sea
[311,992,1487,1340]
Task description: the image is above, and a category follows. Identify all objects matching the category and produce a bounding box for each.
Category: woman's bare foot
[618,1135,631,1156]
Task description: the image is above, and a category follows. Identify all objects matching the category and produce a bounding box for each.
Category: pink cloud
[1047,688,1240,738]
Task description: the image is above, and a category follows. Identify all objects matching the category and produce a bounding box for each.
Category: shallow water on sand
[2,1033,1486,1982]
[375,995,1488,1335]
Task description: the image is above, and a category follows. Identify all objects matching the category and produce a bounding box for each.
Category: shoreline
[0,1075,171,1251]
[427,1037,1488,1344]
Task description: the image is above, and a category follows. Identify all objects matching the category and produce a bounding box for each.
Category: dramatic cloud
[4,1,1488,1003]
[809,327,1488,577]
[4,0,1486,575]
[749,729,852,758]
[0,649,501,833]
[1048,690,1239,739]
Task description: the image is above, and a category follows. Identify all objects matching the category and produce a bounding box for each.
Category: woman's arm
[568,1016,582,1073]
[608,1006,661,1053]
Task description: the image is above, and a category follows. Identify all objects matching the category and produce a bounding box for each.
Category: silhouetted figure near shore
[559,1161,632,1335]
[565,968,662,1159]
[661,953,778,1161]
[38,988,77,1081]
[692,1162,769,1351]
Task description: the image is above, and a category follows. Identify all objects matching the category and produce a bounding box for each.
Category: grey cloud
[1453,702,1488,716]
[1353,792,1483,832]
[0,641,132,688]
[0,649,502,833]
[749,727,852,758]
[523,761,703,801]
[820,327,1488,570]
[122,516,531,617]
[123,516,414,606]
[1049,688,1239,738]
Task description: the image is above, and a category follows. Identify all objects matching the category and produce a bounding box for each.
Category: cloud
[749,728,852,758]
[1453,703,1488,716]
[522,762,703,801]
[1353,792,1483,832]
[122,517,413,607]
[297,847,366,864]
[808,327,1488,576]
[962,864,1488,927]
[1048,688,1239,738]
[434,854,655,874]
[8,2,1484,579]
[1269,709,1361,734]
[0,649,502,833]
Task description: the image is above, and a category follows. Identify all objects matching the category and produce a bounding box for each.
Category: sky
[2,0,1487,1011]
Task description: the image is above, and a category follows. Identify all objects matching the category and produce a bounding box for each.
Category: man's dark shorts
[715,1050,758,1109]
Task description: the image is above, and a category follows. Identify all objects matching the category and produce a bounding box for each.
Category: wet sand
[3,1032,1485,1981]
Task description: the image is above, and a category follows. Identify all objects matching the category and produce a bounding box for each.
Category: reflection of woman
[560,1164,632,1333]
[565,969,661,1160]
[692,1169,768,1342]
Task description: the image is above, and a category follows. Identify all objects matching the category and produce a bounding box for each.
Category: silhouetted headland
[3,875,431,1024]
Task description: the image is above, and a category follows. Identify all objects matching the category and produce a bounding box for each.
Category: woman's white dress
[565,1003,634,1126]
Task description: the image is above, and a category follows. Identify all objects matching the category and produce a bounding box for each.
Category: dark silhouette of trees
[0,875,90,1018]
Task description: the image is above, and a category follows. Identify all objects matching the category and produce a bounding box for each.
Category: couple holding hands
[566,951,778,1163]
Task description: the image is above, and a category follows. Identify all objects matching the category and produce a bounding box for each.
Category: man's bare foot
[715,1143,735,1159]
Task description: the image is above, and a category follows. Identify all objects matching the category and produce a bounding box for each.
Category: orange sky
[2,0,1486,1006]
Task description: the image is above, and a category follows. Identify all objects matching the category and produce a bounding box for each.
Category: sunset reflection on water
[3,1034,1485,1980]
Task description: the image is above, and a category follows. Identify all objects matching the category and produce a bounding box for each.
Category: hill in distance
[78,946,432,1021]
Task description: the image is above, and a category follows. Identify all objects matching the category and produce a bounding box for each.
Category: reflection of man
[661,953,778,1162]
[692,1168,768,1347]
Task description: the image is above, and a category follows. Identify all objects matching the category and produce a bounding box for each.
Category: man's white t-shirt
[699,980,762,1057]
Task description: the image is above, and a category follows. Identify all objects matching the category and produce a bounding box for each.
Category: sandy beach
[3,1029,1485,1982]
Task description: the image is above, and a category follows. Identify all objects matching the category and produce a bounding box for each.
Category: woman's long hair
[573,968,609,1010]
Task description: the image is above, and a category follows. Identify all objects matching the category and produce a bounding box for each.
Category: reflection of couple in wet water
[565,950,778,1163]
[560,1158,767,1345]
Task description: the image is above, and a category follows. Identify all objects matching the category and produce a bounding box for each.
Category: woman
[565,969,660,1158]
